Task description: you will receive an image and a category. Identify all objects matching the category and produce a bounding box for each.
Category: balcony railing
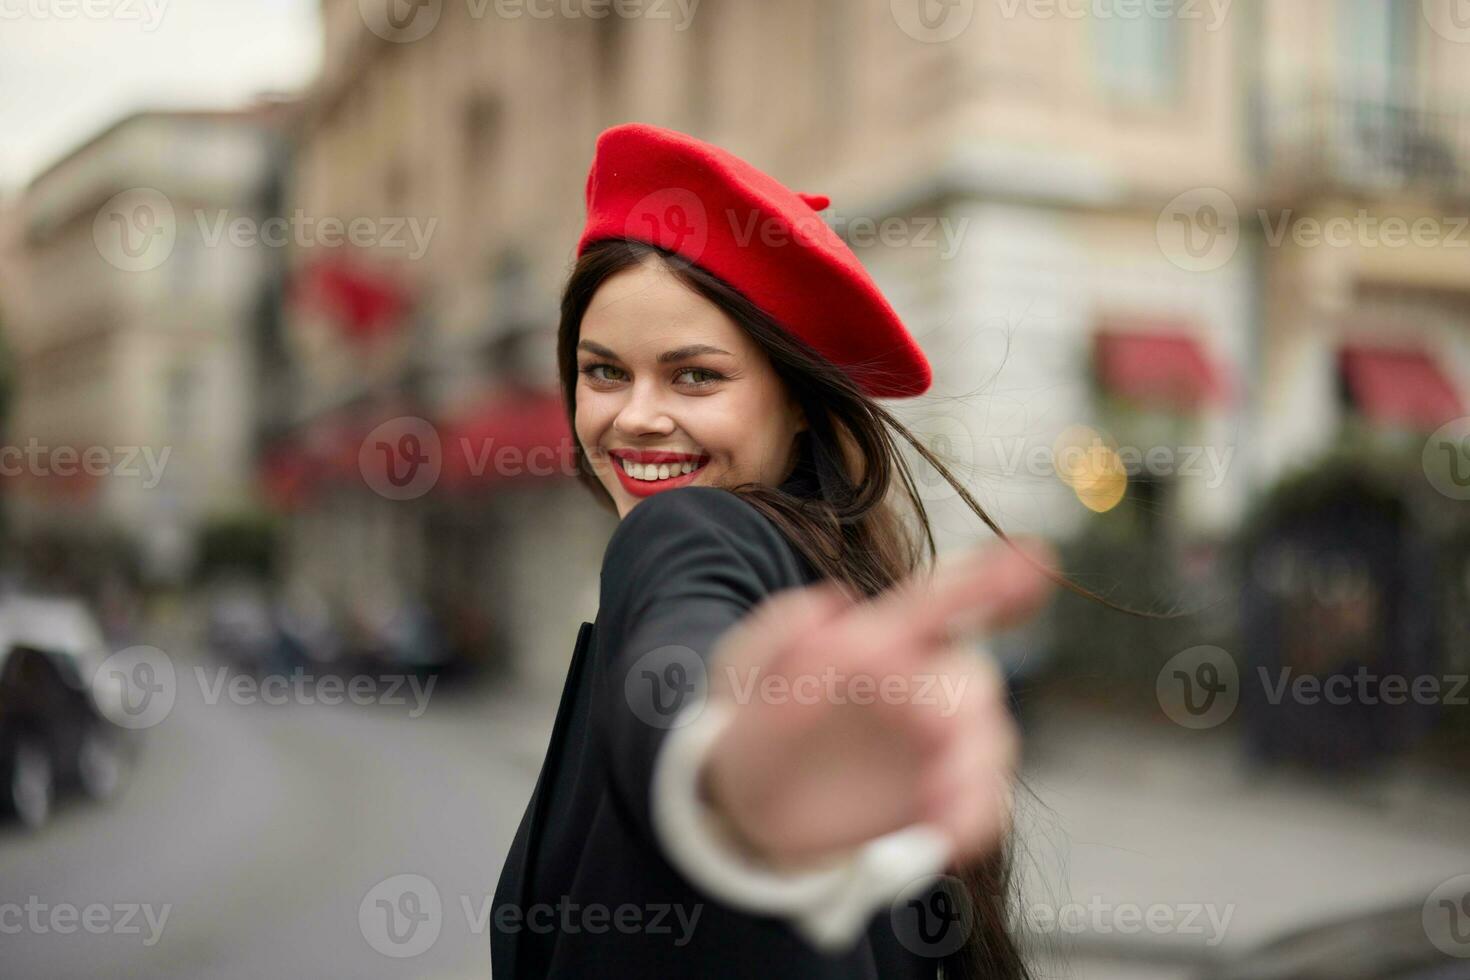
[1257,91,1470,202]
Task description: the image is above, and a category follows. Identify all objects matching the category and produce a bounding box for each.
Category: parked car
[203,577,346,675]
[1202,897,1470,979]
[0,596,133,830]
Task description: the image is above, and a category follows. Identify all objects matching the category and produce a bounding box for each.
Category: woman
[491,123,1056,979]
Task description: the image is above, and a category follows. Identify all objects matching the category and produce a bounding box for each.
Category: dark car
[1202,896,1470,980]
[0,597,133,830]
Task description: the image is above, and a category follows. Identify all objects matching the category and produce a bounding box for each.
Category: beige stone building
[1,108,285,585]
[275,0,1469,689]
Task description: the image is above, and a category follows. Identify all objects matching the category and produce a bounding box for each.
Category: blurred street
[5,608,1468,979]
[1021,698,1470,978]
[4,2,1470,976]
[0,613,552,980]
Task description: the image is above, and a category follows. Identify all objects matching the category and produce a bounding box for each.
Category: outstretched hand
[699,537,1057,870]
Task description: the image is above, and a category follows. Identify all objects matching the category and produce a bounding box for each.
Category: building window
[1337,0,1417,105]
[1093,0,1181,107]
[462,93,501,175]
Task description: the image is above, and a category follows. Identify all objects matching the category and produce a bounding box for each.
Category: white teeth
[618,457,702,482]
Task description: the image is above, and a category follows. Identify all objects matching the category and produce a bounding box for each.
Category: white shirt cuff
[650,699,953,954]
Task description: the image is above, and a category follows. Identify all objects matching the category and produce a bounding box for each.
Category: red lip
[607,449,709,465]
[609,452,710,498]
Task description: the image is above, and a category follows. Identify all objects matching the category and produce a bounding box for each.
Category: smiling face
[574,257,808,518]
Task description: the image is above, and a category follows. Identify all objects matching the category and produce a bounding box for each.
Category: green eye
[676,367,723,386]
[581,363,626,382]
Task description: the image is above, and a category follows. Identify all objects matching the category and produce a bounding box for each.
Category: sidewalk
[489,676,1470,979]
[1018,696,1470,978]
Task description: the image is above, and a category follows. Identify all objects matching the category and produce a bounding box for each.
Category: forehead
[579,260,753,358]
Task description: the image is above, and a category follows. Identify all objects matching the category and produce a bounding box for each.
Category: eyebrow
[577,340,734,364]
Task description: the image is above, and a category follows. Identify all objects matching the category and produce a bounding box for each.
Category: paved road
[6,634,1468,979]
[0,636,555,980]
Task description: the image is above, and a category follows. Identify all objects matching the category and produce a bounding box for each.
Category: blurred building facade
[261,0,1470,690]
[0,108,285,589]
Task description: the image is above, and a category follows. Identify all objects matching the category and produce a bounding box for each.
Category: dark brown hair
[558,238,1059,978]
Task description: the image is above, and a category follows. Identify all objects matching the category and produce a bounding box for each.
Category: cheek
[573,393,607,444]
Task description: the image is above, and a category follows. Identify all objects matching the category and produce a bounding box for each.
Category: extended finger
[709,580,856,690]
[883,537,1057,650]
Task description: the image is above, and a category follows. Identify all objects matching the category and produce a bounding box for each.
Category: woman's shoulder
[600,486,814,594]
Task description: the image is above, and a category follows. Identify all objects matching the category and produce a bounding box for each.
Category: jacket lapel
[494,620,594,978]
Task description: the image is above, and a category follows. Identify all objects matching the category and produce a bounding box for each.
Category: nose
[612,378,676,438]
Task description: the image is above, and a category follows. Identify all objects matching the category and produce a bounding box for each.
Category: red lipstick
[607,449,710,498]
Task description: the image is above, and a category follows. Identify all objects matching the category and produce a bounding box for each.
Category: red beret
[575,123,932,399]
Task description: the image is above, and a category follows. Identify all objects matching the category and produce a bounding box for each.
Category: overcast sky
[0,0,321,195]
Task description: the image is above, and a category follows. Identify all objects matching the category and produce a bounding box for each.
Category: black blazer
[490,473,942,978]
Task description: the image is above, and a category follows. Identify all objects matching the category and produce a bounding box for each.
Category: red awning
[290,255,411,340]
[258,443,317,511]
[440,388,576,489]
[1094,328,1228,411]
[1340,345,1464,431]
